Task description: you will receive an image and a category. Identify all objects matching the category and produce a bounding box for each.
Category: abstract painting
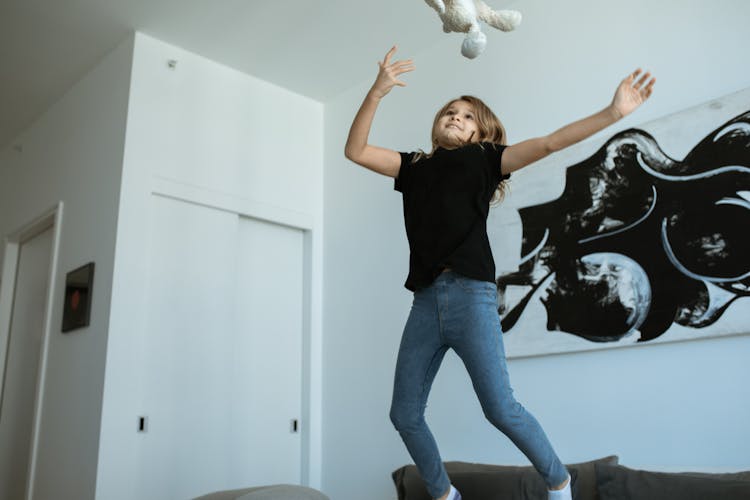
[489,88,750,358]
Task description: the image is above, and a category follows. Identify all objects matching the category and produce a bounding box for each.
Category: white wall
[322,1,750,499]
[96,33,324,500]
[0,37,134,500]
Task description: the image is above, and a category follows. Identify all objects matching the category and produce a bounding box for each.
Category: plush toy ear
[424,0,446,15]
[461,30,486,59]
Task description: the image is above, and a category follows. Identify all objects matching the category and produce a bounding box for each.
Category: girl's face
[435,100,480,148]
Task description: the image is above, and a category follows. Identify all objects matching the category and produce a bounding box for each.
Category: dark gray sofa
[392,456,750,500]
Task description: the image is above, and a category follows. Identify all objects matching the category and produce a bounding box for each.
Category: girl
[345,46,655,500]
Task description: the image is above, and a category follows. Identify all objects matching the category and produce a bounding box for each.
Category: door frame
[0,202,64,500]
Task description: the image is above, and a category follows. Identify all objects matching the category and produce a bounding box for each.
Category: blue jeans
[389,271,568,498]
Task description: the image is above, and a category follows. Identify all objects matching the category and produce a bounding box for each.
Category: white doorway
[0,205,61,500]
[139,195,306,499]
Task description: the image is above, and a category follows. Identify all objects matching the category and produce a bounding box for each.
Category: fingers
[622,68,640,85]
[385,64,414,89]
[634,70,652,88]
[392,60,415,75]
[641,77,656,99]
[641,73,656,97]
[378,57,415,79]
[380,46,414,71]
[374,45,414,93]
[624,68,655,99]
[377,61,414,81]
[382,45,398,66]
[635,71,655,100]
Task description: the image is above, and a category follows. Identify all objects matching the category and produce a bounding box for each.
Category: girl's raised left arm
[502,69,655,174]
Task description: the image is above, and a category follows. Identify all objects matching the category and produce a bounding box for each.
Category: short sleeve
[480,142,510,184]
[394,151,416,193]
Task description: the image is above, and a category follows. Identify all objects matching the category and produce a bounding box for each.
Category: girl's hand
[611,68,656,118]
[370,46,415,99]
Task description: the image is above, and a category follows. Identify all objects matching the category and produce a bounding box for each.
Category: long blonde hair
[419,95,510,204]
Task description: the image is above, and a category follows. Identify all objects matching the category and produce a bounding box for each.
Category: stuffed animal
[424,0,522,59]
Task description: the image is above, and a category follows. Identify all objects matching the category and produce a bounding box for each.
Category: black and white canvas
[489,88,750,358]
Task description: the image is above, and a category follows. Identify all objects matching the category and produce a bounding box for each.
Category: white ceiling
[0,0,450,149]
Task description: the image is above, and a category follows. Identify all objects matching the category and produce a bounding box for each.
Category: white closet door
[142,196,303,500]
[233,215,303,484]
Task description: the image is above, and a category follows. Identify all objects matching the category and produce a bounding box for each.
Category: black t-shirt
[395,142,510,291]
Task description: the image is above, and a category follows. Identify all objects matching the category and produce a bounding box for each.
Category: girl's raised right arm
[344,46,415,178]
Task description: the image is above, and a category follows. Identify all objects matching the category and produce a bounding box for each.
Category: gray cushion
[595,464,750,500]
[194,484,329,500]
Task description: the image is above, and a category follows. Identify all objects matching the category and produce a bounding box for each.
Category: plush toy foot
[480,8,522,32]
[461,29,486,59]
